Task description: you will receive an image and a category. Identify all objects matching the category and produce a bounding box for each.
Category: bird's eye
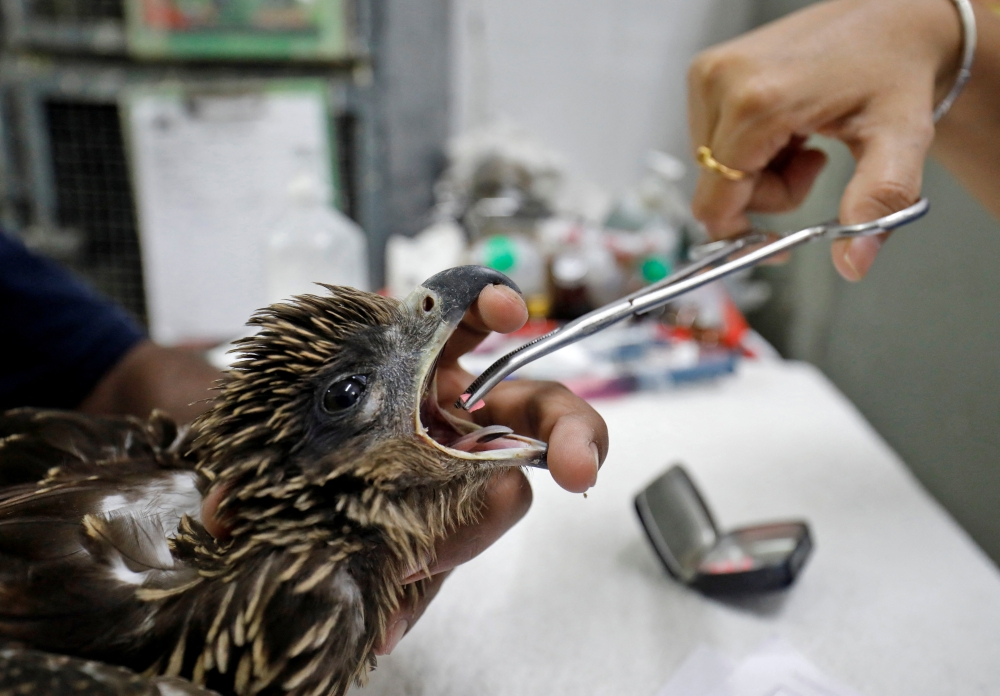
[323,375,368,412]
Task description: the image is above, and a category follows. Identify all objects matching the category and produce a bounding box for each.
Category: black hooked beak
[420,266,521,326]
[414,265,548,469]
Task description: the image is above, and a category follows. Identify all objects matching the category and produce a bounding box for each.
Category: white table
[352,361,1000,696]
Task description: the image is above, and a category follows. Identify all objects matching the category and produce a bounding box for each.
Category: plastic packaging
[385,218,467,298]
[265,173,370,304]
[641,151,693,232]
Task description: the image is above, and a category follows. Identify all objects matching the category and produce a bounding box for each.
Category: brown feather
[0,278,542,696]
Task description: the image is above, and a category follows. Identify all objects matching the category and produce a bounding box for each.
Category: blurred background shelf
[0,0,451,327]
[1,0,365,60]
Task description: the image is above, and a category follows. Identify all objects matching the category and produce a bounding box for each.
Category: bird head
[192,266,546,561]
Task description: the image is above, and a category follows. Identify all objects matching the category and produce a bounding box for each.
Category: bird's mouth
[416,358,547,466]
[409,272,548,467]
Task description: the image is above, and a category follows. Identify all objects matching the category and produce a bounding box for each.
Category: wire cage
[0,0,450,330]
[46,99,145,321]
[0,60,364,327]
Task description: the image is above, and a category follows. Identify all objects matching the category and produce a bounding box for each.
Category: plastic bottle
[469,233,549,317]
[385,216,467,299]
[550,252,591,320]
[265,173,370,304]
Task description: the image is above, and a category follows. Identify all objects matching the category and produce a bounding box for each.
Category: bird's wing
[0,408,192,487]
[0,409,203,655]
[0,644,220,695]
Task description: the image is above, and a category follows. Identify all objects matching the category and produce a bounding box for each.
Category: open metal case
[635,464,813,594]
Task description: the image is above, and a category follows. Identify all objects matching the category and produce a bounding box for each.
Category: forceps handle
[457,198,929,410]
[629,224,823,315]
[631,196,930,319]
[456,227,820,409]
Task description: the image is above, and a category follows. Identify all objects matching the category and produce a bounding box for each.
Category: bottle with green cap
[640,255,672,284]
[265,172,370,304]
[470,233,549,317]
[482,235,517,274]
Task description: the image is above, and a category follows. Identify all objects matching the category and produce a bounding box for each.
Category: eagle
[0,266,548,696]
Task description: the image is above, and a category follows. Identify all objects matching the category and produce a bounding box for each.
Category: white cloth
[353,361,1000,696]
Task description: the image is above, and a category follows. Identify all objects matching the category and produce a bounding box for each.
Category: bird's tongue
[447,425,520,452]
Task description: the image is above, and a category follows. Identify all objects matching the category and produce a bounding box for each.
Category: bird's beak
[419,265,521,326]
[408,266,548,468]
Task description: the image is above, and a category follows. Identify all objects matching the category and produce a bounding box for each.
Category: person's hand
[374,283,609,655]
[687,0,965,280]
[436,283,607,493]
[79,340,221,422]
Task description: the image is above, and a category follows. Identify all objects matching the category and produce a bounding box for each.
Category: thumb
[832,110,933,281]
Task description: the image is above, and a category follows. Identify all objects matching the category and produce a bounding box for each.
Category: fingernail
[401,556,432,584]
[490,283,522,302]
[587,442,600,488]
[381,619,408,655]
[844,237,883,281]
[402,568,427,584]
[481,283,522,307]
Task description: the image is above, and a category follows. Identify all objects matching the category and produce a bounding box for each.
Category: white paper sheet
[658,639,864,696]
[124,83,334,345]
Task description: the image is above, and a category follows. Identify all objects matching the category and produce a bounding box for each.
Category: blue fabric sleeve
[0,230,145,410]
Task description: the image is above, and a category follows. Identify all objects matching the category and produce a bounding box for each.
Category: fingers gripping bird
[0,267,547,696]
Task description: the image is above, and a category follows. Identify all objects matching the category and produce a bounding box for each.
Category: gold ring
[696,146,748,181]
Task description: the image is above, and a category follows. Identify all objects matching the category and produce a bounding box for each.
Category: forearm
[933,0,1000,219]
[78,340,221,423]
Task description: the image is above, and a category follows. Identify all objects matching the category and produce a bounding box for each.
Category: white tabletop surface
[352,360,1000,696]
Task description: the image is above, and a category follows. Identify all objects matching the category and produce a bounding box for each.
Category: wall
[450,0,756,193]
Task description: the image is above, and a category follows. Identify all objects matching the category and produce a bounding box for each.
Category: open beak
[408,266,548,468]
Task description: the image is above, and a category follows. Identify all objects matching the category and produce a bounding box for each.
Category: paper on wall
[123,82,334,345]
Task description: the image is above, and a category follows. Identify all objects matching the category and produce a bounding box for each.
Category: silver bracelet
[934,0,977,122]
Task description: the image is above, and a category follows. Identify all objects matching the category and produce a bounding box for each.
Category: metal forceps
[456,197,930,410]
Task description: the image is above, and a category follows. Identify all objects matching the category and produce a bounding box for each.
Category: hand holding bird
[371,281,608,655]
[0,267,608,696]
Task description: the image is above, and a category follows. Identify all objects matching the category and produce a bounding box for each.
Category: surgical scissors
[456,197,930,410]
